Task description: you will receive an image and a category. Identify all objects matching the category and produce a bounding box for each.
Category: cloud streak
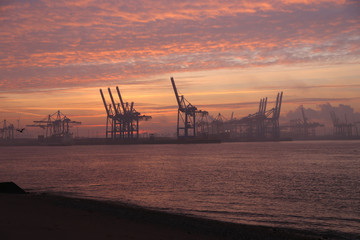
[0,0,359,91]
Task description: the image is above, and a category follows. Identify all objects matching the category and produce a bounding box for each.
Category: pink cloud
[0,0,359,91]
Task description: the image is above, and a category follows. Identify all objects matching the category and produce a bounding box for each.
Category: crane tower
[100,86,152,140]
[170,77,207,138]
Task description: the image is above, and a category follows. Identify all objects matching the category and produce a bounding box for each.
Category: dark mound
[0,182,26,194]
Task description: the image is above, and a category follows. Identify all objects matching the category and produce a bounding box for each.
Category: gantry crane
[289,105,324,137]
[330,111,353,136]
[27,110,81,138]
[170,77,207,138]
[207,92,283,140]
[0,120,14,140]
[100,86,151,140]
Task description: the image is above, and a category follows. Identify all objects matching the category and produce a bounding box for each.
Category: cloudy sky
[1,0,359,136]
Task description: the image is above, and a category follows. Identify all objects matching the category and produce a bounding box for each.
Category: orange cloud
[1,0,358,88]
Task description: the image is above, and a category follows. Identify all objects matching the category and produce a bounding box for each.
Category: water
[0,141,359,235]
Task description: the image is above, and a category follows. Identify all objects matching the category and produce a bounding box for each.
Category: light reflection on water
[0,140,359,234]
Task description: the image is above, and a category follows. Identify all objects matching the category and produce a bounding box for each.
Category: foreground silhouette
[0,193,354,240]
[0,182,26,194]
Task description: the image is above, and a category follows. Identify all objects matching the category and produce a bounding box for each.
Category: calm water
[0,141,359,235]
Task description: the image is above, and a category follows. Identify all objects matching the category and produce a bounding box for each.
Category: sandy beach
[0,193,356,240]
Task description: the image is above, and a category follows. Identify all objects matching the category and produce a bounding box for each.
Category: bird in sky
[16,128,25,133]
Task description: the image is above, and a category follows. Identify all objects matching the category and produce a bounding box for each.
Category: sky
[1,0,359,137]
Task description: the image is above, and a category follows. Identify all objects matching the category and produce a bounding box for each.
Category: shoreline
[0,193,357,240]
[0,137,222,146]
[1,137,360,147]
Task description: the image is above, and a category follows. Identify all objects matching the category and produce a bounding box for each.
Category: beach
[0,193,354,240]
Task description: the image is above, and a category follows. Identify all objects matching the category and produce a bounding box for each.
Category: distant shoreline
[0,192,356,240]
[1,136,360,146]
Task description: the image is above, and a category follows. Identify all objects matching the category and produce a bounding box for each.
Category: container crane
[99,86,152,140]
[170,77,207,138]
[27,111,81,144]
[1,120,14,140]
[330,111,353,136]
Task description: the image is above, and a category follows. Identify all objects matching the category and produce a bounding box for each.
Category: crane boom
[171,77,183,109]
[277,92,283,118]
[258,98,263,113]
[108,88,119,115]
[116,86,126,114]
[130,102,134,113]
[100,89,110,116]
[301,105,307,125]
[264,97,268,114]
[273,93,279,118]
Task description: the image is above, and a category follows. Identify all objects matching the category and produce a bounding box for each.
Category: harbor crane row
[196,92,283,141]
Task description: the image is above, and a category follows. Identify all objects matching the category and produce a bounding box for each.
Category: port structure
[197,92,283,141]
[210,113,228,137]
[234,92,283,140]
[196,111,210,137]
[27,110,81,139]
[100,86,151,140]
[354,121,360,136]
[289,105,324,137]
[330,111,354,137]
[171,77,208,138]
[0,120,15,140]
